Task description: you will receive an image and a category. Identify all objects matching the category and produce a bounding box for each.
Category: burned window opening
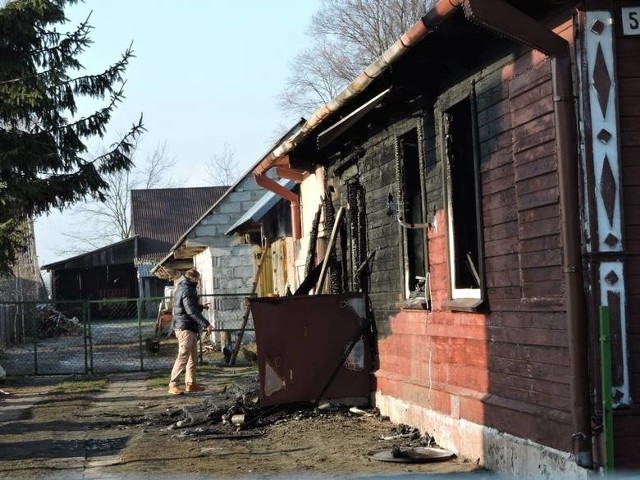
[396,129,427,301]
[323,185,343,294]
[442,92,484,306]
[304,202,323,279]
[347,180,368,293]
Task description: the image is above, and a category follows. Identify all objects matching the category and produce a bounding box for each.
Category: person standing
[168,268,212,395]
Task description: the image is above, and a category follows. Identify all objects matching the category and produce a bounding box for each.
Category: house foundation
[375,392,592,477]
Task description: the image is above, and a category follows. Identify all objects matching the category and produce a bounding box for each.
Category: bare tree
[278,0,427,118]
[60,141,181,254]
[206,142,240,186]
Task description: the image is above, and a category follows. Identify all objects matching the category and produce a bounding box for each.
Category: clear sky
[33,0,318,268]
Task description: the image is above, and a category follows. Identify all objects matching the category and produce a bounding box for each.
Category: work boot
[168,384,184,395]
[185,383,206,393]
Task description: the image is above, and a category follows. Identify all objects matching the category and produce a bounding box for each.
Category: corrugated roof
[131,186,228,261]
[41,236,137,270]
[225,179,295,235]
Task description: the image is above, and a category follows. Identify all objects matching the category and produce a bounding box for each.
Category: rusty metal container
[249,293,373,407]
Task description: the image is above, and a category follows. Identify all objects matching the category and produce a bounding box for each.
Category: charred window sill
[400,296,429,310]
[442,298,485,313]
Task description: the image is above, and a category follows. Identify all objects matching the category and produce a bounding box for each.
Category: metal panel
[225,179,295,235]
[250,293,372,407]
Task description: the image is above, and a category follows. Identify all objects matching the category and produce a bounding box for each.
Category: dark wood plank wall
[334,55,574,452]
[477,57,572,450]
[333,122,419,335]
[615,20,640,468]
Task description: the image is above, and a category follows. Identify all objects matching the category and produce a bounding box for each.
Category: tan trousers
[169,329,198,386]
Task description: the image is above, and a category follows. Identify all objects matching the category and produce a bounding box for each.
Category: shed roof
[131,186,229,261]
[41,236,137,270]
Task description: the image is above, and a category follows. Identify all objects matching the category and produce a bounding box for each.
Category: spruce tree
[0,0,144,275]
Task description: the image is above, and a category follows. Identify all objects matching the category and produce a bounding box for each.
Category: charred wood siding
[476,59,570,450]
[333,53,572,452]
[334,134,410,332]
[616,24,640,467]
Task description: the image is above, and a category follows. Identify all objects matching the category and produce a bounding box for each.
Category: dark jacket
[172,276,211,333]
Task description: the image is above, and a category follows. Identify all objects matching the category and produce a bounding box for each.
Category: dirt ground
[0,355,486,480]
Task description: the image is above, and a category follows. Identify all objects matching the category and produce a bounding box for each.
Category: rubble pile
[159,377,389,442]
[35,304,83,339]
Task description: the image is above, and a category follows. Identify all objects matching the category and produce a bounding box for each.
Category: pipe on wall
[551,55,592,468]
[253,173,301,240]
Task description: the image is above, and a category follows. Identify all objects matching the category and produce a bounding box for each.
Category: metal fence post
[32,306,39,375]
[87,301,94,374]
[138,298,144,371]
[83,301,89,374]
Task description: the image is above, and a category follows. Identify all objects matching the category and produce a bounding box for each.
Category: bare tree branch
[206,142,239,186]
[139,142,179,189]
[278,0,427,118]
[61,139,181,254]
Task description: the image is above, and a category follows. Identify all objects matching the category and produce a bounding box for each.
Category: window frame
[436,82,486,312]
[394,121,430,304]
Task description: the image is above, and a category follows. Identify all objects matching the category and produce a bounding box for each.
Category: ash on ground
[156,376,436,451]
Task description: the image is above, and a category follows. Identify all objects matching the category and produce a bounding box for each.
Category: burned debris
[35,304,82,338]
[156,376,444,463]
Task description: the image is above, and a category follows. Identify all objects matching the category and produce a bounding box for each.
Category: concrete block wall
[186,174,266,342]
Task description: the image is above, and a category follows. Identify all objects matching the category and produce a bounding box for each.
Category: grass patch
[146,374,168,389]
[198,362,228,374]
[145,361,257,390]
[55,378,108,394]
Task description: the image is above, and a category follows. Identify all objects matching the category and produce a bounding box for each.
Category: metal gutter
[253,172,301,240]
[252,1,462,178]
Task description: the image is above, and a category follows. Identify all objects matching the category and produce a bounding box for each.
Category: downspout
[253,172,301,240]
[464,0,592,468]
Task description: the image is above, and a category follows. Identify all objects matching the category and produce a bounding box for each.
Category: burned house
[249,0,640,475]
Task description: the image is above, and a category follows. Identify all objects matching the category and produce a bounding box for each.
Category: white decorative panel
[599,261,630,406]
[583,11,631,407]
[585,11,622,252]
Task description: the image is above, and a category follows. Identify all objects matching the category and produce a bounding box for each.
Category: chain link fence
[0,293,254,376]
